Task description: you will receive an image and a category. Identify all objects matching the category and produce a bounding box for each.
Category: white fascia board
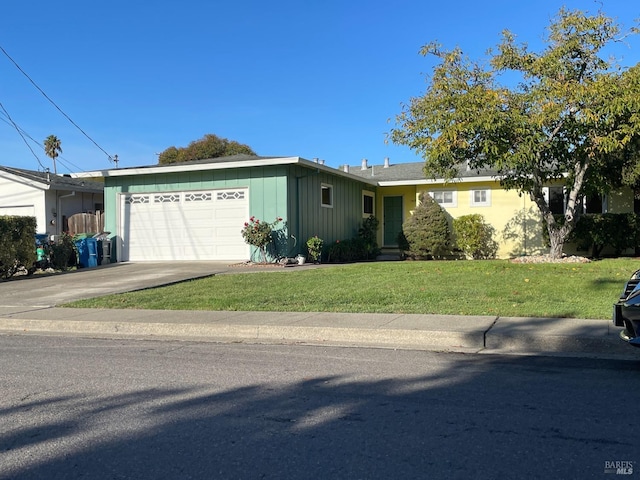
[72,157,303,178]
[0,170,48,190]
[72,156,379,186]
[377,175,499,187]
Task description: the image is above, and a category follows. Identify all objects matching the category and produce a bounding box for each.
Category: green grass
[63,258,639,319]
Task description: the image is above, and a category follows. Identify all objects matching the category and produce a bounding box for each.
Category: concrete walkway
[0,262,636,360]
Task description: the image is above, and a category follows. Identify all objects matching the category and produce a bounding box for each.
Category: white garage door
[120,189,249,261]
[0,205,35,217]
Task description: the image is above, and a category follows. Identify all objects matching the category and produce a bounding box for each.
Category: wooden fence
[66,212,104,235]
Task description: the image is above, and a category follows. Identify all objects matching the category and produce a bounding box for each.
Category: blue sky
[1,0,638,174]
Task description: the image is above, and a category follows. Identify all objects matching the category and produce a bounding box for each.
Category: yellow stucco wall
[376,181,547,258]
[417,181,547,258]
[377,181,637,259]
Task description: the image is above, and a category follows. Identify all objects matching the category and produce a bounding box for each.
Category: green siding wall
[104,163,375,260]
[287,165,372,251]
[104,166,288,255]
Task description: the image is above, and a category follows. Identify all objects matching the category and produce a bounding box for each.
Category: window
[321,183,333,208]
[363,191,374,216]
[544,186,565,214]
[430,190,457,207]
[584,194,603,214]
[470,189,491,207]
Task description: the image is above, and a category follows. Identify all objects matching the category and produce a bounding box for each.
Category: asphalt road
[1,335,639,479]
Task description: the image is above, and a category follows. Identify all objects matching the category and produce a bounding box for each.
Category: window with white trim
[470,189,491,207]
[321,183,333,208]
[362,191,374,216]
[430,190,457,207]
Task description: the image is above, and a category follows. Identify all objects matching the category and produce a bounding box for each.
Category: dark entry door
[383,196,403,247]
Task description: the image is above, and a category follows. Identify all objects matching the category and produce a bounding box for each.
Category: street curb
[1,316,638,360]
[0,318,486,353]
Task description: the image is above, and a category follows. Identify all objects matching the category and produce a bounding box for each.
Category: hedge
[0,216,37,279]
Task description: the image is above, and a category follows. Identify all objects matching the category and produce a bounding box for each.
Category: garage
[0,205,35,217]
[120,188,249,261]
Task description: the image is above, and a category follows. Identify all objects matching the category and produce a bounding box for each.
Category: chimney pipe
[319,159,325,165]
[384,157,390,168]
[361,158,368,170]
[343,164,349,173]
[313,157,319,163]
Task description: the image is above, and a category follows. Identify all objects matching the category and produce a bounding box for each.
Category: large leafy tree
[391,9,640,258]
[43,135,62,174]
[158,134,256,164]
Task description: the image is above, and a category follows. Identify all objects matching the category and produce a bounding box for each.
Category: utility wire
[0,101,47,170]
[0,44,115,163]
[0,110,84,173]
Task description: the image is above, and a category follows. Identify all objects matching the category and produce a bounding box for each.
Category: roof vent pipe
[384,157,390,168]
[313,157,319,163]
[319,159,325,165]
[361,158,368,170]
[343,164,349,173]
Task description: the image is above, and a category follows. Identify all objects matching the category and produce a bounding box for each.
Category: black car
[613,269,640,347]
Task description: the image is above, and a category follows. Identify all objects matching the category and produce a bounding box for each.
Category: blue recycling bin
[75,237,98,268]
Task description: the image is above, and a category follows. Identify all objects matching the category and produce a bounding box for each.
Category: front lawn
[63,258,639,319]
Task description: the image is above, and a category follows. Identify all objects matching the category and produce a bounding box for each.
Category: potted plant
[306,235,323,263]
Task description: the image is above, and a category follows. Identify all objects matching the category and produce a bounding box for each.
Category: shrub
[325,216,382,263]
[49,233,78,270]
[0,216,37,279]
[358,215,380,260]
[401,192,452,259]
[306,236,324,262]
[326,238,368,263]
[570,213,637,257]
[241,216,282,263]
[452,214,498,259]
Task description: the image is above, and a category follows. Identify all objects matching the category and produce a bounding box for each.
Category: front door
[383,196,403,247]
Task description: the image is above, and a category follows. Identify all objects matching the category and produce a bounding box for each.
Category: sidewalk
[0,306,635,360]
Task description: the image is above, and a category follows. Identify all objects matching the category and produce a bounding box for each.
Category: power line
[0,44,115,164]
[0,110,84,173]
[0,102,47,170]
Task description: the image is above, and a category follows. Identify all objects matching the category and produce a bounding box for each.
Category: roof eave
[72,156,379,186]
[377,175,500,186]
[71,156,303,178]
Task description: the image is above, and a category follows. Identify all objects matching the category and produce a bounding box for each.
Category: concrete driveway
[0,262,242,307]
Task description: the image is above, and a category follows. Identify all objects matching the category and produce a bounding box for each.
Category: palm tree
[44,135,62,174]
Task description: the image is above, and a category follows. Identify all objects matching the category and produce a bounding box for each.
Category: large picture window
[544,186,565,214]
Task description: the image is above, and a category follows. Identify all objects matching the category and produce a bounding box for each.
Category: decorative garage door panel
[121,189,249,261]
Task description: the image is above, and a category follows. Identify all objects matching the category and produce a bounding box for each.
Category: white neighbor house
[0,166,104,236]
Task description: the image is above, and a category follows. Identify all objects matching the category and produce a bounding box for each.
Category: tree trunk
[546,219,575,259]
[547,226,565,259]
[530,159,588,260]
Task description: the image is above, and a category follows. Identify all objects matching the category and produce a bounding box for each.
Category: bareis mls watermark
[604,461,634,475]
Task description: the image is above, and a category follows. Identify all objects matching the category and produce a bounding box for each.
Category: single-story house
[0,166,104,236]
[72,154,637,262]
[73,155,378,262]
[347,158,637,258]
